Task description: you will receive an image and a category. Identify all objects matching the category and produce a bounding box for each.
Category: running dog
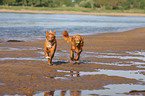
[44,30,57,65]
[63,30,84,63]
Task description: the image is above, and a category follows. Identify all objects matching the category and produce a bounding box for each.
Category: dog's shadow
[53,60,91,66]
[73,60,91,65]
[53,60,69,66]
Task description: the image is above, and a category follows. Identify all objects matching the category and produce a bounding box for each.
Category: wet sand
[0,27,145,95]
[0,9,145,17]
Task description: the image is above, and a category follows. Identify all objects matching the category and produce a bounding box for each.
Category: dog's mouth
[48,41,52,44]
[75,40,80,44]
[48,39,54,43]
[47,41,53,47]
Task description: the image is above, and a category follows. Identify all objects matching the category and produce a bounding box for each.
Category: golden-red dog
[44,30,57,65]
[63,30,84,63]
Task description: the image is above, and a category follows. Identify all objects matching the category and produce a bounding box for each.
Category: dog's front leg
[47,59,51,65]
[70,50,74,61]
[44,46,48,57]
[48,44,56,65]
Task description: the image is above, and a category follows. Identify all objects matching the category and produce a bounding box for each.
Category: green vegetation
[0,0,145,13]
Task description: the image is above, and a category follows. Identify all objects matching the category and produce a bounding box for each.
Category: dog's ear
[49,30,52,34]
[63,30,71,43]
[46,30,49,35]
[81,36,84,41]
[53,30,56,35]
[80,36,84,46]
[63,30,69,37]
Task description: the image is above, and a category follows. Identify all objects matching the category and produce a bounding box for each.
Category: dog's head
[72,35,83,46]
[46,30,56,43]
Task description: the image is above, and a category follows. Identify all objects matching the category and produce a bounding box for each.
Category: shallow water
[57,69,145,82]
[1,13,145,41]
[82,50,145,68]
[34,84,145,96]
[0,47,42,51]
[0,83,5,85]
[1,50,145,95]
[83,53,145,61]
[0,50,145,68]
[0,57,46,61]
[127,51,145,57]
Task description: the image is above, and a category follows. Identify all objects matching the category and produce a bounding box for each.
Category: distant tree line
[0,0,145,10]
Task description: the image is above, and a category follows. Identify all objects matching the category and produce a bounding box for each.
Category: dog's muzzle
[75,40,80,44]
[48,39,54,43]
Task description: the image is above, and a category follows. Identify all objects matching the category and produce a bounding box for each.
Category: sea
[0,13,145,41]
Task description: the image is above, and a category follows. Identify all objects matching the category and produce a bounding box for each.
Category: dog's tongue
[47,42,52,46]
[48,42,52,44]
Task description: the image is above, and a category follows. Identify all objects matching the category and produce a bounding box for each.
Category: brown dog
[44,30,57,65]
[63,30,84,63]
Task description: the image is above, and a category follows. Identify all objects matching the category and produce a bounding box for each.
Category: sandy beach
[0,27,145,95]
[0,9,145,17]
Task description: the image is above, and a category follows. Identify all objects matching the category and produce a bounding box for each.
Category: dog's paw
[70,57,74,61]
[48,63,53,66]
[45,56,51,59]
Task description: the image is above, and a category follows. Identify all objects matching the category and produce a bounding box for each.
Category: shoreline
[0,9,145,17]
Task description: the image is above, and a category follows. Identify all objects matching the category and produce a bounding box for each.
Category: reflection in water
[57,69,145,82]
[70,90,81,96]
[44,90,81,96]
[44,90,55,96]
[35,83,145,96]
[70,71,80,77]
[44,71,80,81]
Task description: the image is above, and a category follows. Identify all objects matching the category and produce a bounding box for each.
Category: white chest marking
[47,42,52,48]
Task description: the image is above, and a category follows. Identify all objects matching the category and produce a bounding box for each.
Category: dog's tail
[63,30,71,43]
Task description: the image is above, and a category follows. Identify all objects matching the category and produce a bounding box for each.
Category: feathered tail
[63,30,71,43]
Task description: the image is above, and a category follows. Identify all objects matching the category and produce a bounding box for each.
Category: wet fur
[63,30,84,62]
[44,30,57,65]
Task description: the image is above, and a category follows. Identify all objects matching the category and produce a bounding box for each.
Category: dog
[63,30,84,63]
[44,30,57,65]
